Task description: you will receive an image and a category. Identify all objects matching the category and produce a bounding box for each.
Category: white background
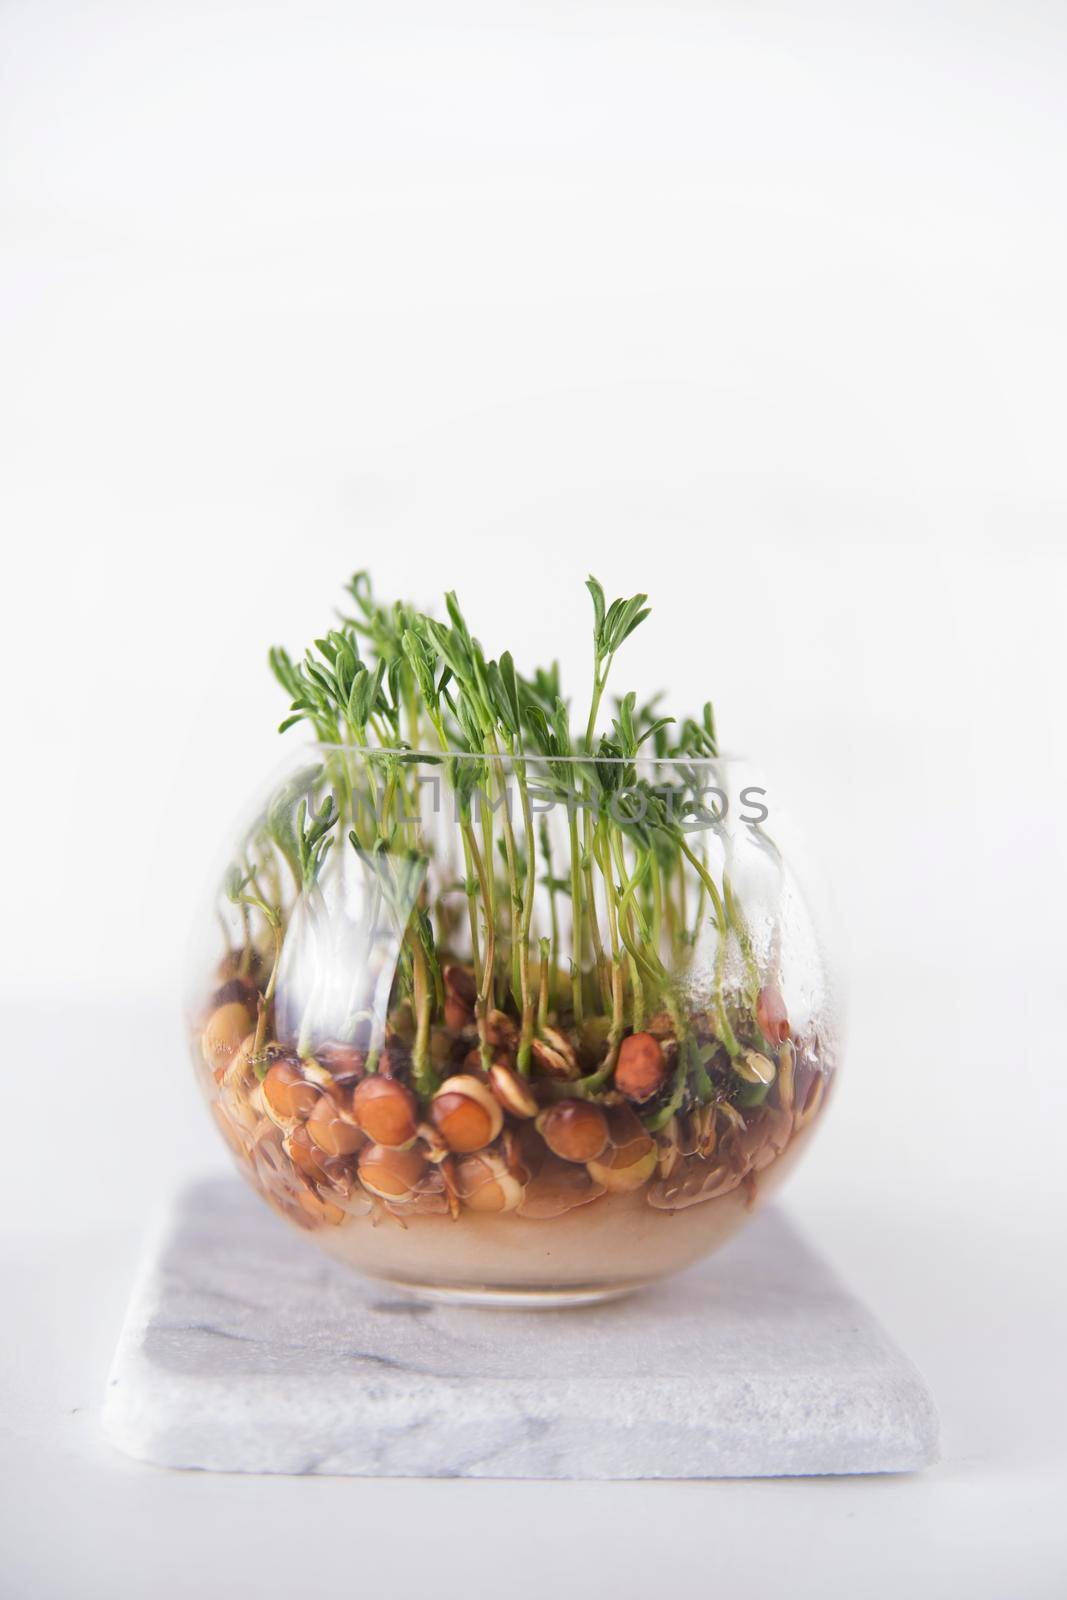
[1,3,1065,1596]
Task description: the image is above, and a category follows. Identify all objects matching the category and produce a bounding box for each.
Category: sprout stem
[408,929,438,1097]
[461,820,495,1067]
[252,911,282,1062]
[568,805,585,1024]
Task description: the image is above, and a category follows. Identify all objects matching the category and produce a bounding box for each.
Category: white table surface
[2,994,1065,1600]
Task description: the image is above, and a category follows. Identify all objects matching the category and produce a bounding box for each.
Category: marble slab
[102,1177,938,1478]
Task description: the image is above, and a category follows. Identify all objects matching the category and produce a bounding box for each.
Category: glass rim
[303,741,746,768]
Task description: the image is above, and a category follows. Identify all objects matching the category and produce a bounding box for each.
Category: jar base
[371,1276,653,1309]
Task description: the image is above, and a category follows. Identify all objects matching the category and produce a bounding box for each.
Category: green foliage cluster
[224,573,764,1117]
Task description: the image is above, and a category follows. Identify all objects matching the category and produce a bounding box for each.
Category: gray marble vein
[102,1178,938,1478]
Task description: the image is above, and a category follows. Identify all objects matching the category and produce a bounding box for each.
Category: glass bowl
[188,747,837,1305]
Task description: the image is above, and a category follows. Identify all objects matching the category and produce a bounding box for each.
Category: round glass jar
[189,747,836,1305]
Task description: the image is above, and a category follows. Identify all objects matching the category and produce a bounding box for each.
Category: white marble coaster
[103,1178,938,1479]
